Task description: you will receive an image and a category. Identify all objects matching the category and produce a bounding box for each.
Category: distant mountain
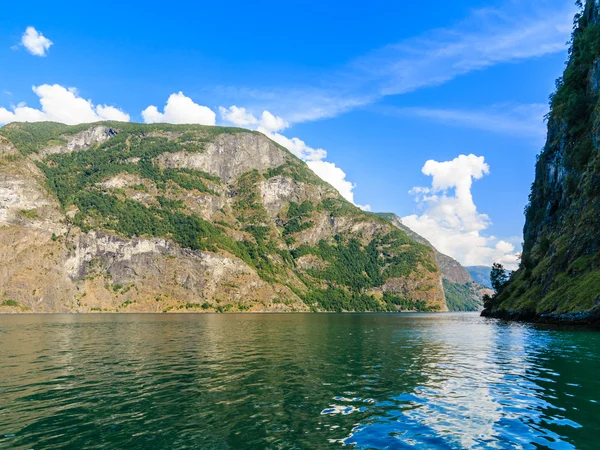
[466,266,491,288]
[376,213,493,311]
[0,121,448,313]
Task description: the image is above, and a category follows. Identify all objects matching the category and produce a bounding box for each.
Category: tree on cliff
[490,263,508,293]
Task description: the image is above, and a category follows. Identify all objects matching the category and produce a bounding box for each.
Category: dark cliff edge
[483,0,600,324]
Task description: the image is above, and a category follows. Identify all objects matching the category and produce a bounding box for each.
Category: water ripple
[0,313,599,449]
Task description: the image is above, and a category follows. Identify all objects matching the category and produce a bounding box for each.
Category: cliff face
[376,213,492,311]
[0,122,447,313]
[486,0,600,320]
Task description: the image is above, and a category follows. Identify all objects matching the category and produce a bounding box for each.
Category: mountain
[466,266,492,288]
[0,121,449,313]
[483,0,600,323]
[376,213,493,311]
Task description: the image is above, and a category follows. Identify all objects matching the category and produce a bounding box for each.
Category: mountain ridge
[0,121,453,313]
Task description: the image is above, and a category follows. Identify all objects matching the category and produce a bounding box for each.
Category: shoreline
[0,310,471,315]
[481,308,600,327]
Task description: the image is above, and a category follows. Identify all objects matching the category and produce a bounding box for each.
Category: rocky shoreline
[481,307,600,326]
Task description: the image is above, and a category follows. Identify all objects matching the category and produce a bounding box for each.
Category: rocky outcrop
[39,125,118,157]
[156,132,289,182]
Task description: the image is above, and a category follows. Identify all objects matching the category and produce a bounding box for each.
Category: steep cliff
[0,121,447,313]
[376,213,492,311]
[484,0,600,322]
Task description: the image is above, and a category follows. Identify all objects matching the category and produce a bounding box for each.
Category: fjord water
[0,314,599,449]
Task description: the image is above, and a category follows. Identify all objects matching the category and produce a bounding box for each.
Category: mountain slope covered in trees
[0,121,450,313]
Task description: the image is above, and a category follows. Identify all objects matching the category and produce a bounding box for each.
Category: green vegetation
[490,263,508,293]
[0,121,254,156]
[304,287,432,312]
[39,138,220,207]
[292,231,435,292]
[319,197,359,217]
[1,299,20,307]
[19,209,39,220]
[265,161,329,186]
[443,280,483,312]
[233,170,269,223]
[0,299,30,311]
[546,2,600,171]
[287,201,314,218]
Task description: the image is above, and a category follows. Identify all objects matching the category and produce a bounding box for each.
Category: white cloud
[402,154,519,269]
[258,111,288,133]
[219,106,289,133]
[0,84,130,125]
[218,105,257,126]
[142,92,216,125]
[266,132,326,162]
[20,27,53,57]
[307,160,371,211]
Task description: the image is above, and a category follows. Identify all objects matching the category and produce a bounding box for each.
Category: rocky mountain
[0,121,450,313]
[466,266,492,288]
[376,213,493,311]
[483,0,600,323]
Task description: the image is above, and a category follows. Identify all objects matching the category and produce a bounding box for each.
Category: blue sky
[0,0,578,268]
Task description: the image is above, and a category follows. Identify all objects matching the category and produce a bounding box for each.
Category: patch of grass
[1,299,20,307]
[19,209,39,220]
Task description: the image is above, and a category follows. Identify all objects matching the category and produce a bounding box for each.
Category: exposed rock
[156,132,289,182]
[40,125,118,157]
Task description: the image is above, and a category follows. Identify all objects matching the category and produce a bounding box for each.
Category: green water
[0,313,599,449]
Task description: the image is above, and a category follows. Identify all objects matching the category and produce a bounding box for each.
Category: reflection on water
[0,313,599,449]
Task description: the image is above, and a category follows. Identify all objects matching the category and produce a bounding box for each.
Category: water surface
[0,313,599,449]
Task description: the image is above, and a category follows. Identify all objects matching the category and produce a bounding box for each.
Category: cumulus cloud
[219,104,369,210]
[218,105,258,126]
[402,154,519,269]
[20,27,53,57]
[257,111,288,133]
[142,92,216,125]
[0,84,130,125]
